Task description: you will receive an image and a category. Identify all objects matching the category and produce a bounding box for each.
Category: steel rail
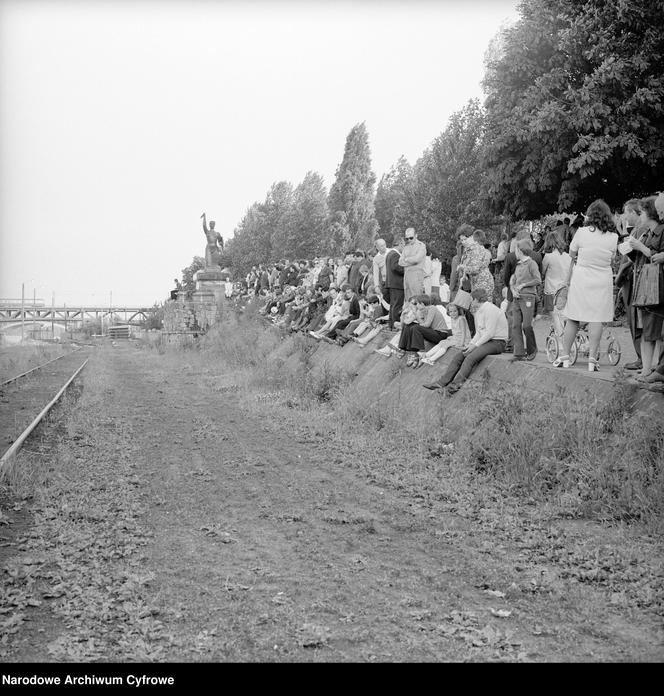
[0,358,89,470]
[0,348,80,388]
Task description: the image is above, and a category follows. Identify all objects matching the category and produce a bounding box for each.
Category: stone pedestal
[193,266,225,330]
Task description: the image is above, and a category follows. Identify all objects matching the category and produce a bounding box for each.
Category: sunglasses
[405,236,414,241]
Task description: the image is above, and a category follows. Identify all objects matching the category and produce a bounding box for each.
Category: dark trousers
[657,351,664,376]
[327,317,354,339]
[466,310,475,336]
[436,340,506,387]
[505,300,513,349]
[399,324,449,352]
[386,288,404,329]
[306,311,325,332]
[628,306,643,360]
[512,296,537,356]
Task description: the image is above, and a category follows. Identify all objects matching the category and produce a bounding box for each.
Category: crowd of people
[231,192,664,394]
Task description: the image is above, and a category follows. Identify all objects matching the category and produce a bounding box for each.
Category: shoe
[503,346,513,354]
[552,355,570,368]
[446,383,461,395]
[373,347,391,357]
[588,358,600,372]
[644,371,664,384]
[421,358,435,366]
[526,351,537,361]
[320,336,336,345]
[636,368,656,382]
[423,382,442,391]
[624,360,642,371]
[406,354,416,367]
[511,355,527,362]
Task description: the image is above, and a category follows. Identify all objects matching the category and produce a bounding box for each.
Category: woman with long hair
[554,199,618,371]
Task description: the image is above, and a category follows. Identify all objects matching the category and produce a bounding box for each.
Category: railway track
[0,349,90,469]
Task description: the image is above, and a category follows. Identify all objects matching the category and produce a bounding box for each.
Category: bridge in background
[0,305,151,334]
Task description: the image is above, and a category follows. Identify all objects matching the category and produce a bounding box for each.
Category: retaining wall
[270,329,663,422]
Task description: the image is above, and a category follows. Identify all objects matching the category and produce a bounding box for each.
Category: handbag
[452,287,472,310]
[632,262,661,307]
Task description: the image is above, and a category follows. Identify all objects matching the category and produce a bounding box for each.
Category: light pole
[21,283,25,342]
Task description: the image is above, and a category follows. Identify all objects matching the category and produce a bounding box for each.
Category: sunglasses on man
[405,236,414,241]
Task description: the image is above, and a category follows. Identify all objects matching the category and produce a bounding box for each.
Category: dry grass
[172,311,664,532]
[0,343,69,383]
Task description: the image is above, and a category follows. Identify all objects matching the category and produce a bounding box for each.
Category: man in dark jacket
[384,238,405,329]
[348,250,366,294]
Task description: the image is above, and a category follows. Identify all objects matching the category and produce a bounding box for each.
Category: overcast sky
[0,0,518,307]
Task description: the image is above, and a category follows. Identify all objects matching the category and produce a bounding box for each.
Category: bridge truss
[0,306,150,329]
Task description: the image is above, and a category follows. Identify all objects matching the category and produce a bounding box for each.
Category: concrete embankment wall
[268,330,663,422]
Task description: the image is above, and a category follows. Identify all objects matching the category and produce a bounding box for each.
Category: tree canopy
[374,156,415,246]
[483,0,664,218]
[327,122,379,253]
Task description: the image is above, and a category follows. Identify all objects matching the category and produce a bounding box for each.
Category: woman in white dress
[554,199,618,371]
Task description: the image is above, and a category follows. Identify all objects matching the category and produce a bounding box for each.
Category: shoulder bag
[632,261,662,307]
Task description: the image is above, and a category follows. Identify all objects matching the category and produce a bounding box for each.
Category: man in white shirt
[439,275,450,303]
[423,288,508,395]
[372,238,388,293]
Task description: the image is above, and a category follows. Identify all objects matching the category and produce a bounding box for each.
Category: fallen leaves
[0,369,176,661]
[200,524,234,543]
[437,610,524,659]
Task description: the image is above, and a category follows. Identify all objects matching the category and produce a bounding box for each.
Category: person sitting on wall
[422,288,508,395]
[170,278,182,301]
[320,284,361,344]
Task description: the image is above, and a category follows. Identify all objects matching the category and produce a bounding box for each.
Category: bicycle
[545,323,621,366]
[544,285,622,367]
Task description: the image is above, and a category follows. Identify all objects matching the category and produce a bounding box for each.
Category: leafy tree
[144,302,164,330]
[327,122,379,252]
[409,100,499,261]
[374,156,415,245]
[283,171,328,259]
[482,0,664,218]
[181,256,204,295]
[260,181,293,261]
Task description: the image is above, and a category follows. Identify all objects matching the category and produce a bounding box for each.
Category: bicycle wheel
[607,338,621,365]
[545,333,559,363]
[569,337,579,365]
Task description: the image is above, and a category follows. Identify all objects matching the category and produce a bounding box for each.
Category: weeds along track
[0,350,90,470]
[0,348,80,388]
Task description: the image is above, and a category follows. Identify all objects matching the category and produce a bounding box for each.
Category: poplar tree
[374,156,415,245]
[327,122,379,253]
[285,171,329,259]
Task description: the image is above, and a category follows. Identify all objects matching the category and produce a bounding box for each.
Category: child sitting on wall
[309,290,350,338]
[419,303,471,366]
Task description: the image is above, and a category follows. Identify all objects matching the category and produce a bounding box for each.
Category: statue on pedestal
[201,212,224,268]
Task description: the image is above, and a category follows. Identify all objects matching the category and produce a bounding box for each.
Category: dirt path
[1,343,662,662]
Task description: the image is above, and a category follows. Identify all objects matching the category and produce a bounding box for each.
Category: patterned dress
[461,240,494,297]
